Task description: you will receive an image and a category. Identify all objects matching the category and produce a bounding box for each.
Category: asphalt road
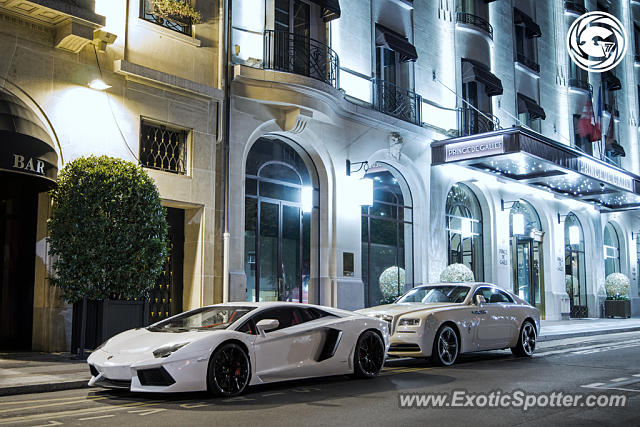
[1,331,640,427]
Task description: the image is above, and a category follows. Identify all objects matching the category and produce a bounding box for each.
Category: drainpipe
[221,0,233,303]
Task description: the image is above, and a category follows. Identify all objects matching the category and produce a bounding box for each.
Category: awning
[607,141,626,157]
[517,93,546,120]
[461,58,503,96]
[514,8,542,38]
[375,24,418,62]
[603,71,622,91]
[0,89,58,189]
[309,0,341,21]
[431,127,640,212]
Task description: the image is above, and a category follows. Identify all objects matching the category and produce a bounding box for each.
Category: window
[513,8,540,72]
[459,0,488,19]
[238,306,331,335]
[474,287,513,304]
[518,110,541,133]
[397,285,471,304]
[362,166,414,307]
[565,213,588,318]
[139,0,194,36]
[634,23,640,61]
[568,55,589,90]
[604,223,620,277]
[446,183,483,281]
[139,119,189,175]
[573,114,593,155]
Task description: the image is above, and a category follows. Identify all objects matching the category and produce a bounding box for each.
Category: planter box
[604,299,631,318]
[71,300,148,353]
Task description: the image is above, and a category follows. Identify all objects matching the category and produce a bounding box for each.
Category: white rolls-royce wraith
[356,283,540,366]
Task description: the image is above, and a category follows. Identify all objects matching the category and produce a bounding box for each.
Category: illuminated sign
[576,156,634,192]
[445,136,504,162]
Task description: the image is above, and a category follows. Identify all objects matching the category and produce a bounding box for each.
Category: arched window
[565,213,587,318]
[361,165,414,307]
[604,222,620,277]
[446,183,483,281]
[509,200,544,313]
[244,137,319,303]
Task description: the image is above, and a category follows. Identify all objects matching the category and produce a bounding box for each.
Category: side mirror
[475,295,486,306]
[256,319,279,337]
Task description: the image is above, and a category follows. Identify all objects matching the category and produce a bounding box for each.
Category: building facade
[2,0,640,353]
[0,0,222,351]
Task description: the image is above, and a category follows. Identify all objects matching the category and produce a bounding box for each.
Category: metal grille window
[140,120,188,175]
[140,0,193,36]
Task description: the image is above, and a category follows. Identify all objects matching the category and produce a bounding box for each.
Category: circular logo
[567,11,627,73]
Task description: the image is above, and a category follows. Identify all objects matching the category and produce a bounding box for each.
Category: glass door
[566,249,587,318]
[512,237,544,315]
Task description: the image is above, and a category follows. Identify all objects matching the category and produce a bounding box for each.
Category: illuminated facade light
[88,79,111,91]
[569,225,580,246]
[512,213,525,235]
[301,186,313,213]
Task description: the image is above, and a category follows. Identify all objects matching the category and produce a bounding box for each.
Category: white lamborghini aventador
[87,302,389,396]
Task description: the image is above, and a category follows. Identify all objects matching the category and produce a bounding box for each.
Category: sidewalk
[2,317,640,397]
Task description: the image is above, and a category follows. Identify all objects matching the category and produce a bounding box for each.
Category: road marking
[633,374,640,377]
[0,396,101,406]
[611,377,628,382]
[78,414,115,421]
[31,422,62,427]
[535,339,640,357]
[0,401,150,425]
[581,383,605,388]
[261,392,285,397]
[0,398,105,414]
[128,408,167,416]
[179,402,209,408]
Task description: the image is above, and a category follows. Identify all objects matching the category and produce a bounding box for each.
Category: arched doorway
[0,89,58,350]
[446,183,484,281]
[244,136,318,303]
[564,213,587,318]
[361,164,414,307]
[604,222,620,277]
[509,200,544,315]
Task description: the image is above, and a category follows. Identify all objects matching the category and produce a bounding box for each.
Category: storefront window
[509,200,544,314]
[564,213,587,318]
[244,137,318,303]
[361,165,414,307]
[604,223,620,278]
[446,183,483,281]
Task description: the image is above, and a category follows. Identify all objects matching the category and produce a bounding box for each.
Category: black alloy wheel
[431,325,459,366]
[511,321,536,357]
[353,330,385,378]
[207,342,251,396]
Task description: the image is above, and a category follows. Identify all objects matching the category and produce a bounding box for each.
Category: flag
[593,86,602,142]
[577,97,595,138]
[604,115,615,148]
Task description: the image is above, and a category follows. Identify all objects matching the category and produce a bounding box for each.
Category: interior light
[512,213,525,235]
[569,225,580,246]
[461,218,473,238]
[88,79,111,91]
[301,186,313,213]
[359,178,373,206]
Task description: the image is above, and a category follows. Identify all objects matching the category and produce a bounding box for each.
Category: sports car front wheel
[511,321,536,357]
[207,342,251,397]
[431,325,459,366]
[353,330,385,378]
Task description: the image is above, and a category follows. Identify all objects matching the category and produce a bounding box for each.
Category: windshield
[148,306,255,332]
[396,285,470,304]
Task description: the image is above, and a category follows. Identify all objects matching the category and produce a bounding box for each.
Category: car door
[249,307,328,382]
[472,287,516,350]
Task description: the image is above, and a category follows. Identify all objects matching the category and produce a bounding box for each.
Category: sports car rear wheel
[431,324,459,366]
[353,330,385,378]
[511,321,536,357]
[207,342,251,397]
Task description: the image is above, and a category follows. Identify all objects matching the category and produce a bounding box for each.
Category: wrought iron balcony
[263,29,339,89]
[515,52,540,73]
[456,12,493,41]
[372,79,422,126]
[568,78,592,92]
[457,107,501,137]
[140,0,193,36]
[564,1,587,15]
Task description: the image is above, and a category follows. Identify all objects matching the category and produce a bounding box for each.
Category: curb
[0,380,88,397]
[538,326,640,342]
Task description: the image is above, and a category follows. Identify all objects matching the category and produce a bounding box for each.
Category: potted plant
[48,156,168,355]
[378,266,405,304]
[603,273,631,318]
[440,263,475,283]
[149,0,201,25]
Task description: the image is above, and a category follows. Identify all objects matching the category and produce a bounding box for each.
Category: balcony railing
[457,107,501,137]
[456,12,493,40]
[568,78,592,92]
[140,0,193,36]
[515,52,540,73]
[372,79,422,126]
[263,29,339,89]
[564,1,587,15]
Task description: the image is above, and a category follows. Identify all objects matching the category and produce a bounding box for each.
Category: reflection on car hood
[356,302,461,317]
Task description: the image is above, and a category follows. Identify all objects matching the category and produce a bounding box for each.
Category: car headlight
[153,342,190,358]
[398,318,420,326]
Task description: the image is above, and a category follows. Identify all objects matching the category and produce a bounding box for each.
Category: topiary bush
[378,266,406,304]
[440,263,474,283]
[604,273,630,301]
[48,155,168,303]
